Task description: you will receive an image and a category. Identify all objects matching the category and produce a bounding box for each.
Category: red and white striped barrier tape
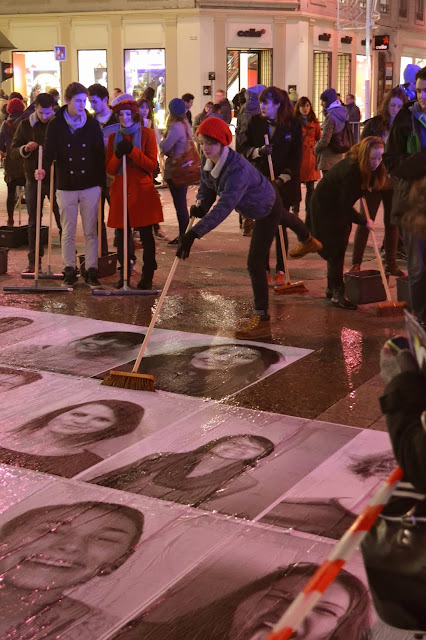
[265,466,404,640]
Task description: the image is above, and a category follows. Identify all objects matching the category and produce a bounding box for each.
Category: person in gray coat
[314,88,349,174]
[160,98,193,246]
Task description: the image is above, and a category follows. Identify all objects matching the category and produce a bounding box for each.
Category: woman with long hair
[241,86,322,286]
[131,342,284,399]
[160,98,193,246]
[310,136,385,309]
[0,399,144,477]
[111,563,372,640]
[107,97,163,290]
[350,87,407,276]
[293,97,322,228]
[90,434,274,506]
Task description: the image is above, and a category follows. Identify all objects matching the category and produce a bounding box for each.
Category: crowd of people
[0,66,425,337]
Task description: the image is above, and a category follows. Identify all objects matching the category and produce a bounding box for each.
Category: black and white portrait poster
[0,374,205,478]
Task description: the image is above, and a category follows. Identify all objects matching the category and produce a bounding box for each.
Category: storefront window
[400,56,413,84]
[124,49,165,128]
[355,55,369,121]
[12,51,61,102]
[313,51,331,122]
[78,50,107,88]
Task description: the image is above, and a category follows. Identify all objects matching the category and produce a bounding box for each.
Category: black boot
[331,289,357,310]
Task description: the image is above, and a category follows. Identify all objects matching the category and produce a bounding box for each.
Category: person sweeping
[107,97,163,290]
[310,136,384,310]
[177,117,299,340]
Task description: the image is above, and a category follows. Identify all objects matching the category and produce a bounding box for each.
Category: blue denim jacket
[192,147,276,238]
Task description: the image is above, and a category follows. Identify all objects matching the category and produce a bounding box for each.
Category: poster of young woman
[0,375,206,478]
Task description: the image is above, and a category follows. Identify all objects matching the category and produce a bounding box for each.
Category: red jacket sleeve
[127,127,158,174]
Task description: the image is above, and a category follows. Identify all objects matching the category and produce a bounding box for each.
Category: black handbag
[361,485,426,631]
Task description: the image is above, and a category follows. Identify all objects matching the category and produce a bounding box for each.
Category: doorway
[226,49,272,102]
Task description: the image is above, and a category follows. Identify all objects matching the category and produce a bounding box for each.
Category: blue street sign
[54,46,66,62]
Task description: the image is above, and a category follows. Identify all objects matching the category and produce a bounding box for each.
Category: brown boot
[289,236,322,259]
[235,315,272,340]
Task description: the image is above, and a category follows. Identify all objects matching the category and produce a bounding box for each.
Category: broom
[362,197,406,317]
[101,217,195,391]
[262,134,307,295]
[22,164,63,280]
[3,147,72,293]
[93,155,161,297]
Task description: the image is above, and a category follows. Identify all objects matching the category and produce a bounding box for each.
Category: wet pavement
[0,179,405,428]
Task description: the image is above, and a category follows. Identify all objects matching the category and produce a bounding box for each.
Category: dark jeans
[25,180,61,264]
[352,190,398,267]
[274,202,310,272]
[116,225,157,281]
[402,227,426,324]
[167,180,189,236]
[6,178,25,218]
[293,181,315,223]
[326,224,352,293]
[248,189,282,315]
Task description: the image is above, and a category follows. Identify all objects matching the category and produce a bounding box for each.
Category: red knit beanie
[7,98,25,115]
[196,117,232,146]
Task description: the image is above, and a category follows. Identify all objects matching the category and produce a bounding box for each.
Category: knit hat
[196,117,232,146]
[111,93,135,107]
[111,97,138,113]
[320,88,337,108]
[6,98,25,115]
[168,98,186,116]
[247,84,266,97]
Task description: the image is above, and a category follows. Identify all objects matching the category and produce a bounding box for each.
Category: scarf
[63,108,87,133]
[113,121,142,175]
[412,101,426,152]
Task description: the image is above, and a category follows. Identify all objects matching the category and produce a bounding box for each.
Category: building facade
[0,0,425,121]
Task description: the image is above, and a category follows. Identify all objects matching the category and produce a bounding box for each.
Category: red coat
[106,126,163,229]
[300,119,321,182]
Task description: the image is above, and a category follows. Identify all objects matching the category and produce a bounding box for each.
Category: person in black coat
[350,87,407,276]
[241,86,322,284]
[36,82,106,288]
[310,136,385,309]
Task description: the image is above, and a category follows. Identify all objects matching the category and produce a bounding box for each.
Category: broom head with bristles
[376,300,407,317]
[274,281,307,295]
[101,370,155,392]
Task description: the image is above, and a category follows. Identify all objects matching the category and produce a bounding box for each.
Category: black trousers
[247,189,282,315]
[116,225,157,281]
[326,225,351,292]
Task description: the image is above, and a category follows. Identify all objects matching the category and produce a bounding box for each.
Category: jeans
[402,227,426,323]
[352,190,398,267]
[167,180,189,236]
[25,180,61,264]
[56,186,101,270]
[100,185,110,255]
[274,202,310,272]
[326,224,352,292]
[116,225,157,282]
[247,189,281,316]
[6,178,25,219]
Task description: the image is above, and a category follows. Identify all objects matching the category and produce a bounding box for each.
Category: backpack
[329,120,354,154]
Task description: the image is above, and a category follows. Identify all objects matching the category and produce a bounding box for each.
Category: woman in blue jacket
[177,117,295,340]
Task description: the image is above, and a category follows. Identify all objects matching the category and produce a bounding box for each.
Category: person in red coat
[293,97,321,229]
[107,98,163,289]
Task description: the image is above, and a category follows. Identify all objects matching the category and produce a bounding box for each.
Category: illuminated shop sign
[237,28,266,38]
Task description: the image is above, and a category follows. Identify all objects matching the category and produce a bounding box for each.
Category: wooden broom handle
[361,197,392,302]
[131,217,196,374]
[122,155,128,284]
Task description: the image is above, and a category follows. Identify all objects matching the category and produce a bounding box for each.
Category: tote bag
[170,131,201,187]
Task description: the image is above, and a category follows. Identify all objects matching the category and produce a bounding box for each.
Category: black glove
[258,144,272,157]
[176,229,197,260]
[190,204,207,219]
[115,139,134,159]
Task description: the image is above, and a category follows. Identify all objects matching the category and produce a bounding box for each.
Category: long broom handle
[47,164,54,267]
[265,134,291,286]
[98,198,102,259]
[361,197,392,302]
[122,155,128,285]
[18,186,22,226]
[265,465,403,640]
[34,146,43,283]
[131,217,195,374]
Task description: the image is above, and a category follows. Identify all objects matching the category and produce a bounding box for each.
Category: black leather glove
[176,229,197,260]
[190,204,207,219]
[115,139,134,159]
[258,144,272,157]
